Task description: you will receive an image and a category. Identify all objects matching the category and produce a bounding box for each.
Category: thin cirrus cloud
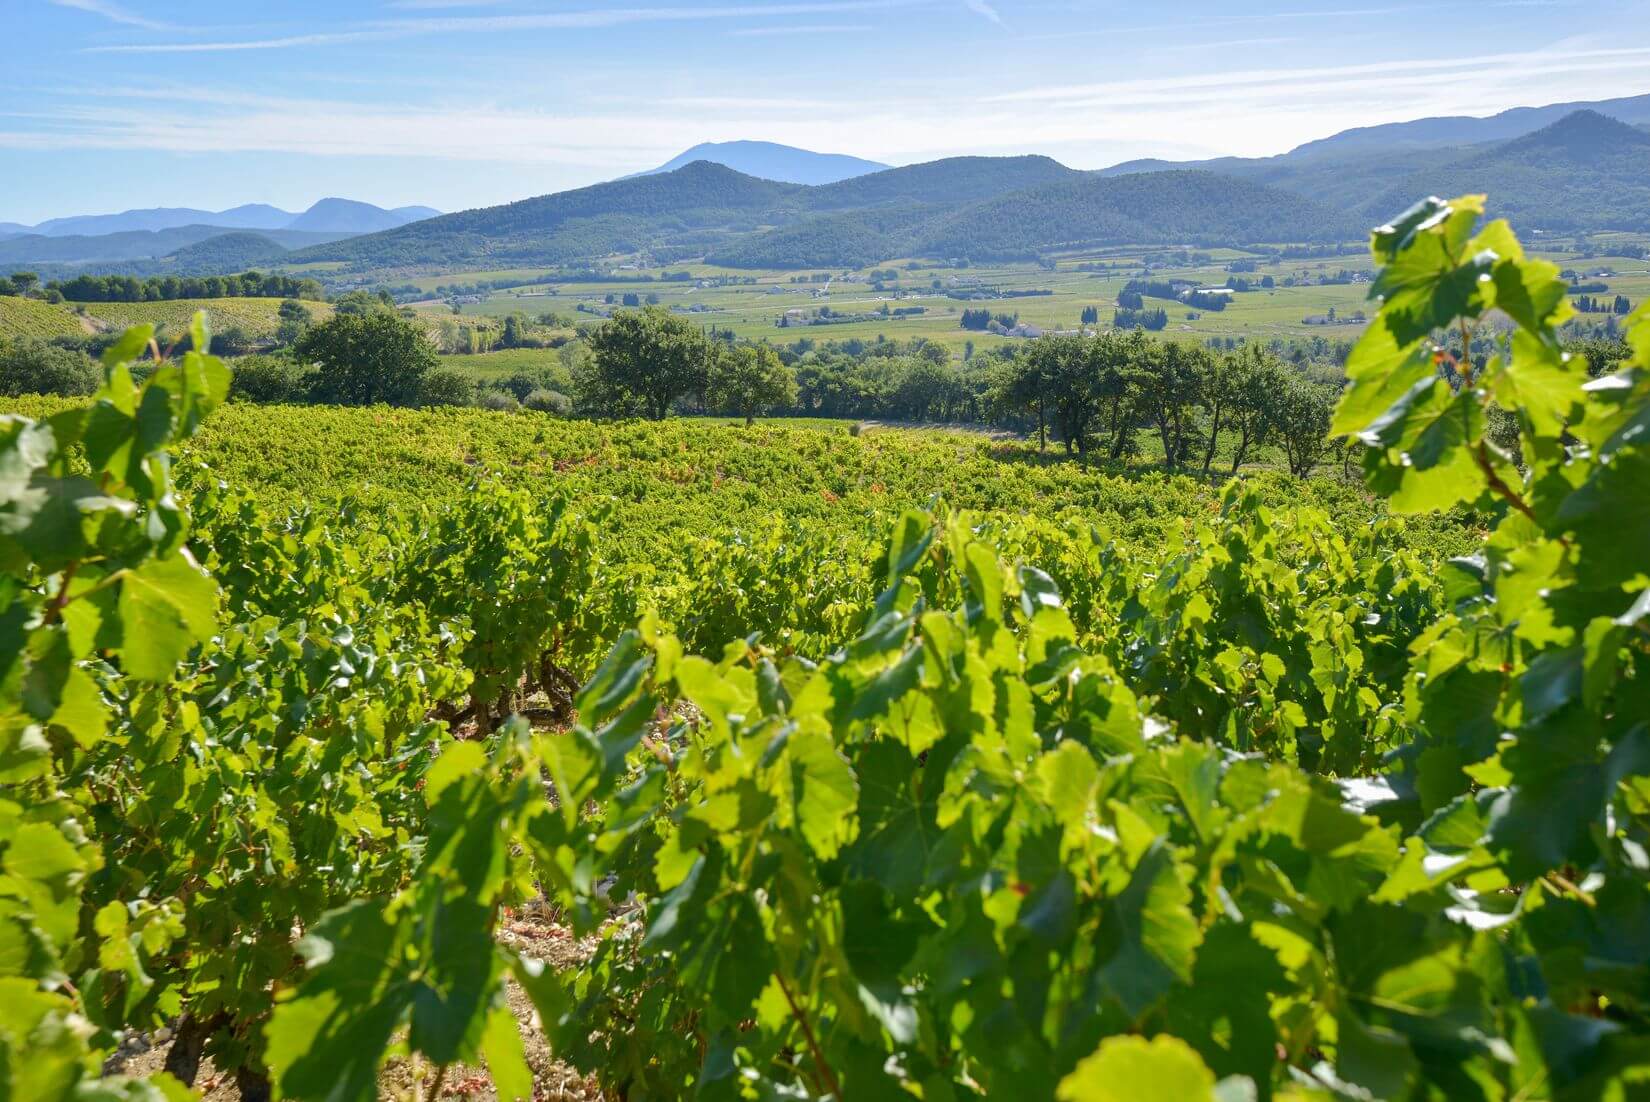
[731,23,876,36]
[48,0,172,31]
[82,0,931,53]
[8,32,1648,172]
[985,43,1650,106]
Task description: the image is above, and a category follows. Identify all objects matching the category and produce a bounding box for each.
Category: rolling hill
[629,141,888,185]
[915,171,1363,258]
[708,170,1360,267]
[1358,110,1650,230]
[0,225,352,267]
[287,156,1092,271]
[289,161,806,268]
[806,155,1077,210]
[162,232,297,273]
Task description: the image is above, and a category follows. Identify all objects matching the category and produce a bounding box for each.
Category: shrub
[418,367,475,408]
[230,354,311,404]
[296,311,436,406]
[0,338,100,397]
[523,388,572,415]
[493,372,544,401]
[210,326,257,357]
[478,390,520,412]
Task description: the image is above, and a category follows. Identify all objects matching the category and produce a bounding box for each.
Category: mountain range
[0,198,440,239]
[7,93,1649,278]
[0,225,358,269]
[1101,110,1650,234]
[285,105,1650,274]
[289,153,1364,271]
[1282,91,1650,157]
[0,198,443,277]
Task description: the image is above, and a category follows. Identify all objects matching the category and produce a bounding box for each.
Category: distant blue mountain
[286,198,434,233]
[1285,91,1650,158]
[628,141,888,185]
[10,198,441,239]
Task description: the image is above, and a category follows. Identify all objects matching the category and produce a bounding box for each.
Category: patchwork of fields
[402,236,1650,352]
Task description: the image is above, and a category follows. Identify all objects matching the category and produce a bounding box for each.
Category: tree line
[45,270,325,303]
[3,297,1490,481]
[995,329,1337,475]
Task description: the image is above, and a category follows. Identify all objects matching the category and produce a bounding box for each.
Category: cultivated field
[0,295,94,338]
[388,233,1650,352]
[81,297,335,338]
[1,296,338,342]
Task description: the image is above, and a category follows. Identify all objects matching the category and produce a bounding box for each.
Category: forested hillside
[293,159,1364,271]
[915,170,1362,258]
[805,154,1077,209]
[295,161,805,267]
[1360,110,1650,230]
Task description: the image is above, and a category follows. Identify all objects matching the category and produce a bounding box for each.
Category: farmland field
[430,345,575,381]
[413,232,1650,352]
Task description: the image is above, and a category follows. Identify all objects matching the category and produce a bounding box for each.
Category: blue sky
[4,0,1650,223]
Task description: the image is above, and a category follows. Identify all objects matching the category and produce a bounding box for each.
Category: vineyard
[79,298,336,340]
[0,294,89,339]
[3,196,1649,1101]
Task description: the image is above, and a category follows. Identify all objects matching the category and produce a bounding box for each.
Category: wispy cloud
[48,0,171,31]
[985,44,1650,105]
[87,31,388,53]
[85,1,922,53]
[11,31,1649,176]
[961,0,1001,23]
[731,22,874,35]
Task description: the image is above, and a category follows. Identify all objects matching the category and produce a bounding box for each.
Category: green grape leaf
[481,1003,532,1102]
[265,902,411,1102]
[1491,330,1583,438]
[885,510,932,586]
[843,740,939,897]
[783,729,858,859]
[1556,448,1650,587]
[1093,841,1200,1019]
[98,325,155,370]
[1334,317,1436,438]
[1057,1035,1217,1102]
[117,551,217,680]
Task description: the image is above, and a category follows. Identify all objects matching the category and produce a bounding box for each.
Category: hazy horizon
[5,0,1650,223]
